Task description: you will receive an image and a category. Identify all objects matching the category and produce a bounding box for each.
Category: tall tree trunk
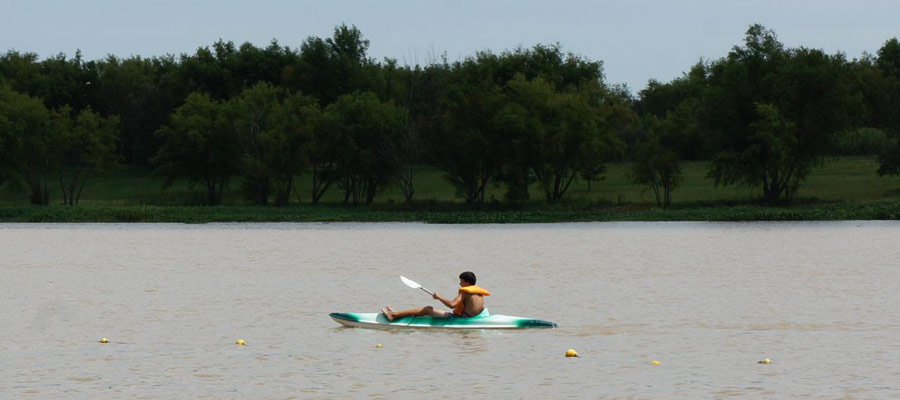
[206,181,218,205]
[311,163,332,205]
[342,175,353,205]
[366,179,378,205]
[29,174,48,205]
[275,176,292,207]
[651,181,662,207]
[555,169,578,201]
[218,179,226,205]
[311,164,320,204]
[59,172,69,205]
[74,171,90,205]
[398,165,415,203]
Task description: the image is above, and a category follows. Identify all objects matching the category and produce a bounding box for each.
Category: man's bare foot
[381,306,394,321]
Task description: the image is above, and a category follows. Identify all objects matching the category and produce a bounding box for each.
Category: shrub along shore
[1,201,900,224]
[1,158,899,223]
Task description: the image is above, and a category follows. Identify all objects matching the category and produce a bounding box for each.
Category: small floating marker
[652,360,661,365]
[235,339,246,346]
[758,358,771,364]
[99,338,108,344]
[565,349,579,358]
[375,343,383,348]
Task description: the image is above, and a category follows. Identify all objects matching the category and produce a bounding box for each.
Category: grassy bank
[1,201,899,223]
[1,157,899,223]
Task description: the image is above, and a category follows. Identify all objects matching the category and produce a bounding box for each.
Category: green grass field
[2,157,899,222]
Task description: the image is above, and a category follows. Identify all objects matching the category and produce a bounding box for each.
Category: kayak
[329,308,557,330]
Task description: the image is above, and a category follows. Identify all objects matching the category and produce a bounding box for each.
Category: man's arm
[433,292,463,310]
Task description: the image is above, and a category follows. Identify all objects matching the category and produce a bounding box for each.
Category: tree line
[1,24,899,207]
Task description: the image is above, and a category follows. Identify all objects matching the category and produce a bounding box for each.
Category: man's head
[459,271,476,286]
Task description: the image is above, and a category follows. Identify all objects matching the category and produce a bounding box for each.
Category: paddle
[400,275,434,296]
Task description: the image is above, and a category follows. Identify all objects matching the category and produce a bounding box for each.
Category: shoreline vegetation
[2,201,900,224]
[3,24,900,221]
[2,158,898,223]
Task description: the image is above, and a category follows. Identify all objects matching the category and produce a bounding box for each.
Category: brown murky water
[2,222,899,398]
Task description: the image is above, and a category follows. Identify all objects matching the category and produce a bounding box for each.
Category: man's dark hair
[459,271,476,285]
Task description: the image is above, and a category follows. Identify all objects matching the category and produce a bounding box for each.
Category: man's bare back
[456,291,485,317]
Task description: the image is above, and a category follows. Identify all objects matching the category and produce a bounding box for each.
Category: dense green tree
[0,85,56,204]
[91,41,299,166]
[272,93,320,205]
[53,106,120,205]
[705,25,854,203]
[0,51,95,112]
[89,55,174,165]
[323,91,407,205]
[389,61,450,203]
[306,105,340,205]
[286,24,372,106]
[152,92,241,205]
[231,40,299,89]
[178,39,300,98]
[326,24,373,96]
[0,85,22,187]
[425,48,627,204]
[630,133,683,208]
[428,55,506,204]
[494,44,605,91]
[37,52,95,111]
[0,84,11,185]
[177,43,236,100]
[873,38,900,176]
[0,52,41,93]
[636,63,708,160]
[498,75,621,202]
[230,82,281,204]
[287,36,331,105]
[876,38,900,77]
[590,84,634,158]
[230,82,317,205]
[832,127,891,156]
[386,64,421,203]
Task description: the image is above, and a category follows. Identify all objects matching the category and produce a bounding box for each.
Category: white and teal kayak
[329,309,557,330]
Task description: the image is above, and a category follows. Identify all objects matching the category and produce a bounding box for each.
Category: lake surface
[2,221,899,399]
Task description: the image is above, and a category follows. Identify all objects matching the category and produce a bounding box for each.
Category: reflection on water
[2,221,900,398]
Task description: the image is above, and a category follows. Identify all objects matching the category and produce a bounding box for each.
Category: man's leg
[382,305,450,321]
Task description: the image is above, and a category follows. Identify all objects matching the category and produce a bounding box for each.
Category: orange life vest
[454,285,490,316]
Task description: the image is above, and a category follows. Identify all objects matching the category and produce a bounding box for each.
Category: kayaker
[382,271,490,320]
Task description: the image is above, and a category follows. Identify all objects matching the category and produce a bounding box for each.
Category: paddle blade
[400,275,421,289]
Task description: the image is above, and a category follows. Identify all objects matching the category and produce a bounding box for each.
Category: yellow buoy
[565,349,579,358]
[758,358,771,364]
[99,338,108,343]
[652,360,661,365]
[375,343,383,348]
[236,339,246,346]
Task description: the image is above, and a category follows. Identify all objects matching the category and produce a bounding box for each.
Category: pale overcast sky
[2,0,898,92]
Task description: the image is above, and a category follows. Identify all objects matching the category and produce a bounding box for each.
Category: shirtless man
[382,271,490,320]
